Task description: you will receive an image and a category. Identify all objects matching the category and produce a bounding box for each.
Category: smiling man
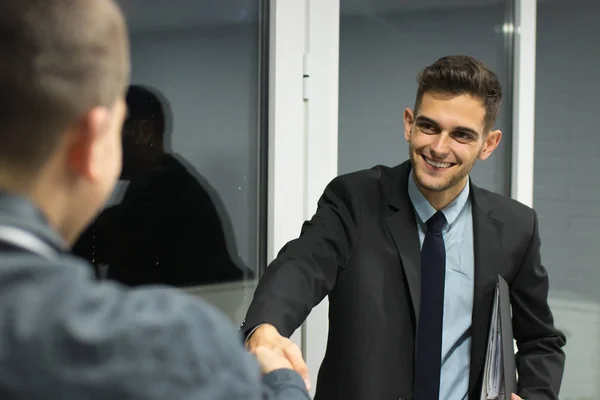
[242,56,566,400]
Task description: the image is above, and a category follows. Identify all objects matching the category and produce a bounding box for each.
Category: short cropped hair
[0,0,129,171]
[414,55,502,132]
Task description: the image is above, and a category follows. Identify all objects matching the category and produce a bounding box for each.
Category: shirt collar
[407,170,470,228]
[0,191,67,250]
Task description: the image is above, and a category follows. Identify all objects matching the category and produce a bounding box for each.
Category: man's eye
[419,123,436,133]
[454,131,472,140]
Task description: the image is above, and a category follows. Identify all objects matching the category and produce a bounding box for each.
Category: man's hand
[253,346,293,373]
[511,394,523,400]
[246,324,311,390]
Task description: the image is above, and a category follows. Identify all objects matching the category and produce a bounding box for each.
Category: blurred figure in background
[74,85,251,286]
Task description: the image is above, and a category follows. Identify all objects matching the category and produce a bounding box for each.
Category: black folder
[480,275,517,400]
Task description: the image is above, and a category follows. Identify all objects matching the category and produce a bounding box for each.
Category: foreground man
[243,56,566,400]
[0,0,309,398]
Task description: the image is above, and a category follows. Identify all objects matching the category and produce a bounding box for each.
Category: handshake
[245,325,528,399]
[246,324,312,391]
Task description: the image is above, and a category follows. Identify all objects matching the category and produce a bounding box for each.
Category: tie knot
[426,211,447,233]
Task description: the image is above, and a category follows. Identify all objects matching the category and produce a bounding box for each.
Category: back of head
[414,55,502,132]
[0,0,130,175]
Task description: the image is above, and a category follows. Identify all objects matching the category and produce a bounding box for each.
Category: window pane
[534,1,600,398]
[339,0,512,195]
[73,1,266,296]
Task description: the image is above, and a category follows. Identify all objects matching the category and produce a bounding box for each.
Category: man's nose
[429,133,451,157]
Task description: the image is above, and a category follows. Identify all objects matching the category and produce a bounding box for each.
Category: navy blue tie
[413,211,447,400]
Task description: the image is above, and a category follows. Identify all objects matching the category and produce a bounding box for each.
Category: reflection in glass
[70,0,266,323]
[73,86,253,287]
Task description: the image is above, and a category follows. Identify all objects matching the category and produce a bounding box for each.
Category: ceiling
[116,0,585,33]
[117,0,259,33]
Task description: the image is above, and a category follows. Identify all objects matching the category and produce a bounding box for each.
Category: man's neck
[0,167,73,245]
[418,178,468,211]
[0,166,38,195]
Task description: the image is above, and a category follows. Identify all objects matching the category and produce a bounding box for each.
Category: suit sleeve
[243,176,360,337]
[511,210,566,400]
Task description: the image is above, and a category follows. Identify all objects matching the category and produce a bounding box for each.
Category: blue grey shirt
[0,193,310,400]
[408,173,474,400]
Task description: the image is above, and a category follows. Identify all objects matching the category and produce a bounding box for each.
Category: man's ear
[404,108,415,142]
[479,129,502,161]
[67,107,111,181]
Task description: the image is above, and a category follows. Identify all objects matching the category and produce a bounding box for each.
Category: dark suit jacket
[244,161,566,400]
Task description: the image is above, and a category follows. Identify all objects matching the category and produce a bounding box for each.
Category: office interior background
[109,0,598,398]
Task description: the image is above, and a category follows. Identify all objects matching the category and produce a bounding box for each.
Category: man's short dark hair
[0,0,129,172]
[414,55,502,132]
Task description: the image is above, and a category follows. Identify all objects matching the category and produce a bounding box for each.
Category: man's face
[404,92,502,193]
[120,116,158,180]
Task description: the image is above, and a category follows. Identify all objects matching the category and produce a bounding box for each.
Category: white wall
[534,1,600,397]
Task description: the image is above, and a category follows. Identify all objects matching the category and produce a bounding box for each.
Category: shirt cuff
[243,323,265,345]
[262,369,309,396]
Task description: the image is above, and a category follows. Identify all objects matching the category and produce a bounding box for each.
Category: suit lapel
[468,186,505,395]
[384,162,422,324]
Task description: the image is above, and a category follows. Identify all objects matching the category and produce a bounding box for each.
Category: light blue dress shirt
[408,172,474,400]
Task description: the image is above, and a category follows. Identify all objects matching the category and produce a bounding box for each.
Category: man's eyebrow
[415,115,480,137]
[415,116,439,126]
